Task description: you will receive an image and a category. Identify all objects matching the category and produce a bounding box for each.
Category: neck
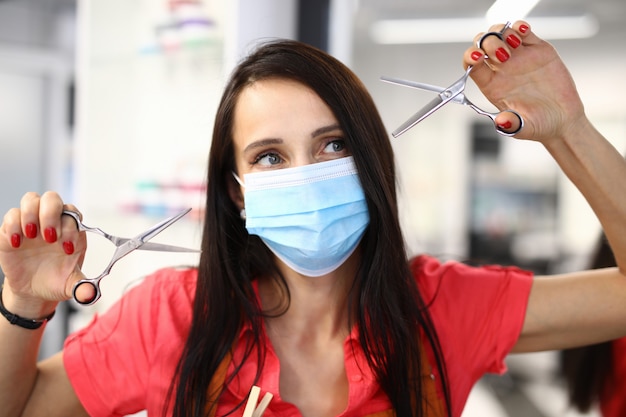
[260,250,360,341]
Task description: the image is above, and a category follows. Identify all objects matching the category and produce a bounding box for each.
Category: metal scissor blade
[114,240,199,253]
[392,95,446,138]
[381,76,467,106]
[105,208,194,266]
[136,208,192,245]
[381,76,445,94]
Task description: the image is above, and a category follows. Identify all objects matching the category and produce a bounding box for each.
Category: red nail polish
[519,24,529,34]
[11,233,21,248]
[44,227,57,243]
[25,223,37,239]
[471,51,483,61]
[495,48,510,62]
[63,241,74,255]
[506,35,521,49]
[498,121,513,130]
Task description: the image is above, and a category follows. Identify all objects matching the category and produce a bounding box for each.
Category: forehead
[232,78,338,142]
[235,78,326,115]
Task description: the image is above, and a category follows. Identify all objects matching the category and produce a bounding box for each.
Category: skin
[1,20,626,417]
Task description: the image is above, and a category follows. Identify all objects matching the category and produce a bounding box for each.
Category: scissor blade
[381,76,445,94]
[136,208,192,246]
[114,239,199,253]
[106,209,193,264]
[95,209,196,279]
[392,95,446,138]
[381,76,467,107]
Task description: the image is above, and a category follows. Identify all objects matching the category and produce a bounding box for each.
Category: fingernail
[63,241,74,255]
[11,234,21,248]
[506,35,521,48]
[25,223,37,239]
[495,47,510,62]
[471,51,483,61]
[519,24,529,34]
[498,121,513,130]
[44,227,57,243]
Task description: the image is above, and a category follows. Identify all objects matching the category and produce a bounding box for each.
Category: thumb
[65,267,97,305]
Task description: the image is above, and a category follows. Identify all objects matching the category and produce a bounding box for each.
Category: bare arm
[515,268,626,352]
[0,192,88,416]
[465,22,626,352]
[516,119,626,352]
[0,313,86,417]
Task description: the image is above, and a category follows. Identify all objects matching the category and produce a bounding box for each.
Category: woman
[1,21,626,417]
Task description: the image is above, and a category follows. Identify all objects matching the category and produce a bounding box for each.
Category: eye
[323,139,347,154]
[254,151,283,167]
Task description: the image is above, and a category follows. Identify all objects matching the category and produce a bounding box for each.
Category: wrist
[0,284,58,329]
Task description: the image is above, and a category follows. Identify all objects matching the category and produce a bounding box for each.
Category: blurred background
[0,0,624,416]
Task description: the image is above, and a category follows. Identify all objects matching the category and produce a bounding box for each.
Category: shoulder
[410,255,534,412]
[139,266,198,324]
[141,266,198,299]
[63,267,199,416]
[66,266,198,345]
[409,254,533,303]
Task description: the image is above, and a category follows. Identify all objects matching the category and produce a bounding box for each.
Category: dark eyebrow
[243,124,342,154]
[243,138,283,154]
[311,124,342,138]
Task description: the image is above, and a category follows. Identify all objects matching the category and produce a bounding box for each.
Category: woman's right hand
[0,191,87,315]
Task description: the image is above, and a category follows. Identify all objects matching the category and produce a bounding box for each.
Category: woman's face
[231,78,351,178]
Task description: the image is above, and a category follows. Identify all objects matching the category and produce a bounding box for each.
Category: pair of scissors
[381,22,524,138]
[63,209,199,306]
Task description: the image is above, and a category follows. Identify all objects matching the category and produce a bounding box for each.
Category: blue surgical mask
[233,156,370,276]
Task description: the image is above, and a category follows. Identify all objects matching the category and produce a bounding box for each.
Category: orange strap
[205,351,233,417]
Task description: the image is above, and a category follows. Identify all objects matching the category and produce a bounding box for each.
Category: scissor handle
[476,22,512,50]
[72,279,102,306]
[465,100,524,137]
[494,109,524,137]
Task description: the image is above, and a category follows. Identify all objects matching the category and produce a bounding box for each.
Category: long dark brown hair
[561,234,617,412]
[169,39,451,417]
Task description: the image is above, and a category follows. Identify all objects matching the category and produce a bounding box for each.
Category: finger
[494,111,524,137]
[477,32,511,64]
[511,20,540,45]
[72,280,97,305]
[472,22,511,49]
[19,192,42,240]
[467,21,525,82]
[63,204,82,220]
[464,47,493,87]
[39,191,64,244]
[60,204,86,257]
[502,28,522,50]
[1,208,24,249]
[60,214,79,255]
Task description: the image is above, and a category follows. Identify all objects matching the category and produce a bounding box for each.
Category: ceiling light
[486,0,541,24]
[369,15,598,45]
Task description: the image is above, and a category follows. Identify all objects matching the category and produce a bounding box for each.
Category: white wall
[0,0,76,358]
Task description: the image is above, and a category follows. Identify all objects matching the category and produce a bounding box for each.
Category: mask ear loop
[232,172,247,220]
[232,171,245,187]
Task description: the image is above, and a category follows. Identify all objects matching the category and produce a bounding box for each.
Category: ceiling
[349,0,626,139]
[353,0,626,46]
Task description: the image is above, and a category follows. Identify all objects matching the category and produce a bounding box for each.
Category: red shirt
[64,256,532,416]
